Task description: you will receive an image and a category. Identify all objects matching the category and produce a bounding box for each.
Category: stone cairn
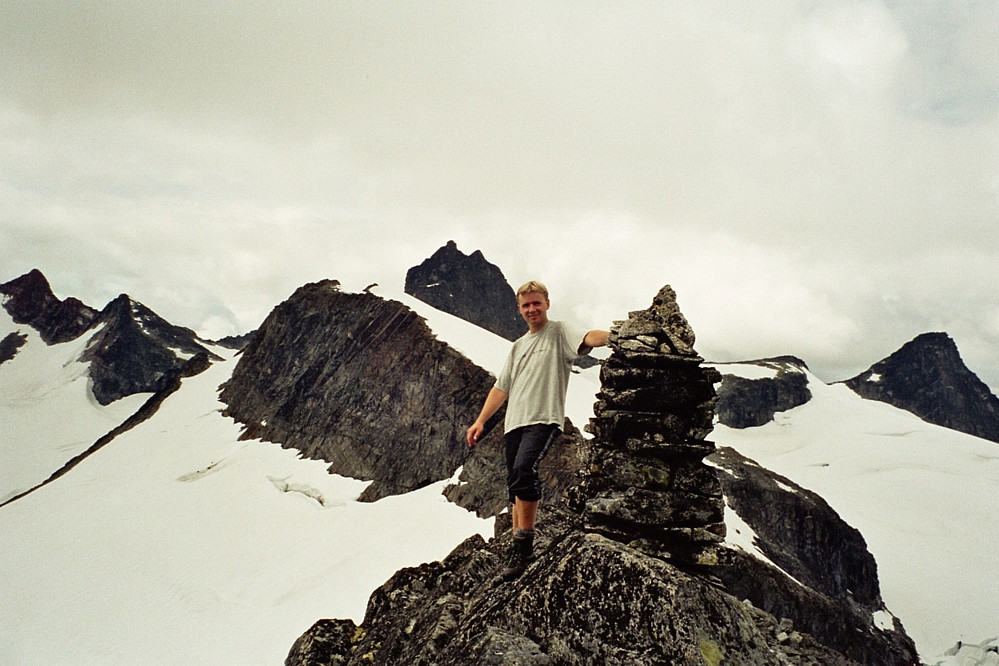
[571,285,726,569]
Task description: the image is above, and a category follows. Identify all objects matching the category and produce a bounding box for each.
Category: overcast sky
[2,1,998,389]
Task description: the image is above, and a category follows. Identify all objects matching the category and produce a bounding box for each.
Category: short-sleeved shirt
[495,320,588,434]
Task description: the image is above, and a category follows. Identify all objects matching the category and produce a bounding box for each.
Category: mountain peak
[81,292,220,405]
[405,241,526,341]
[844,332,999,443]
[0,269,98,344]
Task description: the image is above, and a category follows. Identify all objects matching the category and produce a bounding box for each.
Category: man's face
[518,291,550,332]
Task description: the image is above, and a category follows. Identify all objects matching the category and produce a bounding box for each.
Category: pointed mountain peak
[843,332,999,443]
[82,294,221,405]
[1,269,98,344]
[405,241,526,341]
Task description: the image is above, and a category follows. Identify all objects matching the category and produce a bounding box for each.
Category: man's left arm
[583,330,609,348]
[577,329,610,355]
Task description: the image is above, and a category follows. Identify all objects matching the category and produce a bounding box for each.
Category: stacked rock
[574,285,726,568]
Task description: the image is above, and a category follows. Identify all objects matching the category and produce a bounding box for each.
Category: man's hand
[466,387,508,448]
[466,422,484,447]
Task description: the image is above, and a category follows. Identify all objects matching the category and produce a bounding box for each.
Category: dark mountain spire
[405,241,527,341]
[843,332,999,443]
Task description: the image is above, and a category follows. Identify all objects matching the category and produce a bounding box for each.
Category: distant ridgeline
[0,268,223,404]
[713,356,812,429]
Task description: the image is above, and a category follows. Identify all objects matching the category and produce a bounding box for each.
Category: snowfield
[0,315,149,504]
[1,290,997,664]
[1,303,492,665]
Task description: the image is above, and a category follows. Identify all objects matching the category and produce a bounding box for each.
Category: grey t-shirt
[495,320,588,434]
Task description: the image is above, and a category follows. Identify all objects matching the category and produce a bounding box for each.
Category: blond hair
[516,280,549,300]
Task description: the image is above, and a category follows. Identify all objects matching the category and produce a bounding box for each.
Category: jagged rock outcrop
[843,332,999,443]
[708,447,917,665]
[0,331,27,365]
[219,280,499,501]
[1,269,98,343]
[209,331,256,351]
[714,357,812,428]
[405,241,527,341]
[572,285,726,569]
[82,295,222,405]
[287,511,871,666]
[288,285,918,665]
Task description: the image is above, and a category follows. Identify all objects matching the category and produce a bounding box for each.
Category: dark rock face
[208,331,256,351]
[219,280,498,501]
[287,285,918,666]
[82,295,222,405]
[0,331,27,365]
[1,269,98,343]
[572,285,726,569]
[708,447,918,665]
[715,357,812,428]
[405,241,526,341]
[843,332,999,443]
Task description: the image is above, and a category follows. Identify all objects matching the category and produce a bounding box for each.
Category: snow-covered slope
[711,362,999,660]
[0,294,493,665]
[0,311,148,503]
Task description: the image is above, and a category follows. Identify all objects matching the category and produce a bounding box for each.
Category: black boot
[501,529,535,581]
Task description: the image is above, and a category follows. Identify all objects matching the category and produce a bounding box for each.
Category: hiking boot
[501,529,535,581]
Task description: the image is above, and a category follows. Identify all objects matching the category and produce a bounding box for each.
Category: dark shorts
[504,423,560,503]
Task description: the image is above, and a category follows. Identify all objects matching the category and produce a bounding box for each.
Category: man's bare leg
[512,498,539,533]
[503,498,539,580]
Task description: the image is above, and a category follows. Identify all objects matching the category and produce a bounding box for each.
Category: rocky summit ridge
[1,262,979,664]
[286,286,918,666]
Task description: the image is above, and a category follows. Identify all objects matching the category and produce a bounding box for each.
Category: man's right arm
[466,387,509,447]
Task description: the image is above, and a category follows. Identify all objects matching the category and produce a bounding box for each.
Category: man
[467,280,609,580]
